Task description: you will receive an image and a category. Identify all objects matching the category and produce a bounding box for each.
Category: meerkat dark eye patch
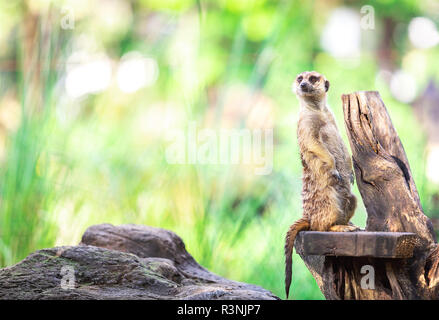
[309,75,319,83]
[297,76,303,82]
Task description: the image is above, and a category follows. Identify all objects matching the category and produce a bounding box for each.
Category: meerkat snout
[300,81,310,91]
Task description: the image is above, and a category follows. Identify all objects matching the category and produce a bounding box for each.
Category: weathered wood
[343,91,435,244]
[296,231,417,258]
[295,91,439,300]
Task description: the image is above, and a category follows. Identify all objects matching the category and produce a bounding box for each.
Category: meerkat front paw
[348,222,363,231]
[329,225,360,232]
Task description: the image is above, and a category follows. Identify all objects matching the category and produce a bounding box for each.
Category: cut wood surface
[295,91,439,300]
[296,231,417,258]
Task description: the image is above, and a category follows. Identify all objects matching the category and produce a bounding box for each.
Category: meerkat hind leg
[329,224,360,232]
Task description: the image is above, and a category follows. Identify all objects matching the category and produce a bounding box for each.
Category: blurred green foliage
[0,0,439,300]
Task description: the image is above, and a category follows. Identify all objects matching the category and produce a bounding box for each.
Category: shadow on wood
[295,91,439,300]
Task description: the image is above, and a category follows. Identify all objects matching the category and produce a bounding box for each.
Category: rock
[0,224,278,300]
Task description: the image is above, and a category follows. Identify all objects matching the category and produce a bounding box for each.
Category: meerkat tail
[284,217,310,299]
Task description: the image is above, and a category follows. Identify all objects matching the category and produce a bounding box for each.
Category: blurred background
[0,0,439,299]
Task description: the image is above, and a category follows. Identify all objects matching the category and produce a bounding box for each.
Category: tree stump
[295,91,439,300]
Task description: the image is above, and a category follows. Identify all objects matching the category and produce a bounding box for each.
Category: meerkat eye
[297,76,303,83]
[309,76,319,83]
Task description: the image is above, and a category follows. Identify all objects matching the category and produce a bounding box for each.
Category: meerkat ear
[325,80,330,92]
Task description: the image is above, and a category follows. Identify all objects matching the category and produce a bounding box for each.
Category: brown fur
[285,71,358,298]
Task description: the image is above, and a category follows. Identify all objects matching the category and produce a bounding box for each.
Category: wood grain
[296,231,417,258]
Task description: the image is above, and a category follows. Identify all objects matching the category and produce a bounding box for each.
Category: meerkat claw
[329,225,359,232]
[331,170,342,182]
[348,222,362,231]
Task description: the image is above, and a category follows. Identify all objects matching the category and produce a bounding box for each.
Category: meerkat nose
[300,82,308,89]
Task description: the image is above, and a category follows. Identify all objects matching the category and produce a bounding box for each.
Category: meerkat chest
[298,112,344,154]
[320,122,343,149]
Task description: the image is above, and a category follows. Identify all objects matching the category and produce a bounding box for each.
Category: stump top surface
[295,231,418,258]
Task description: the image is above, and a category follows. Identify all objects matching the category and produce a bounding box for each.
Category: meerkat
[284,71,359,298]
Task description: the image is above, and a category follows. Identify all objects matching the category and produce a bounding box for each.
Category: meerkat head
[292,71,330,108]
